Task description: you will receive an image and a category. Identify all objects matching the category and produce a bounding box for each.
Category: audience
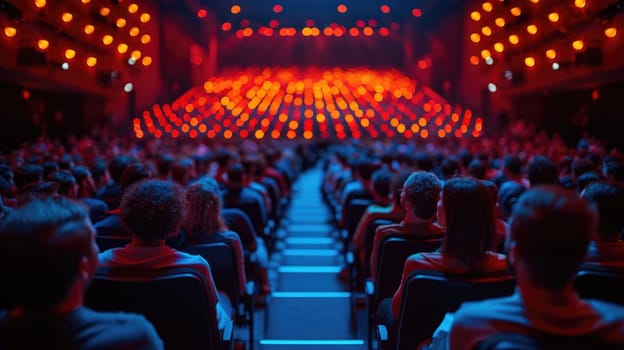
[0,198,163,349]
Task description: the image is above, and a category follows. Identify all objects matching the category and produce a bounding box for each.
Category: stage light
[61,62,69,70]
[231,5,241,14]
[273,4,283,13]
[485,56,494,65]
[65,49,76,59]
[84,25,95,34]
[100,7,110,16]
[471,11,481,21]
[470,33,481,43]
[116,18,127,28]
[117,43,128,53]
[140,34,151,44]
[545,49,556,59]
[4,27,16,37]
[128,4,139,14]
[482,2,493,12]
[548,12,559,22]
[197,9,207,18]
[481,26,492,36]
[222,22,231,31]
[524,56,535,67]
[379,27,389,36]
[480,49,491,59]
[575,0,586,9]
[495,17,505,27]
[81,0,91,3]
[412,8,422,17]
[363,27,373,36]
[349,27,359,36]
[552,62,560,70]
[86,56,97,67]
[62,12,73,23]
[124,83,133,93]
[510,7,522,16]
[605,27,617,38]
[128,57,136,65]
[129,27,139,36]
[527,24,537,34]
[34,0,46,8]
[37,39,49,50]
[572,40,584,50]
[508,34,519,45]
[337,4,347,13]
[140,13,151,23]
[530,0,539,3]
[494,42,504,52]
[102,35,113,45]
[380,5,390,13]
[142,56,152,66]
[470,56,479,65]
[131,50,142,59]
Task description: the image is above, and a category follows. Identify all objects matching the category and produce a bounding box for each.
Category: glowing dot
[380,5,390,13]
[273,4,283,13]
[552,62,560,70]
[508,34,519,45]
[222,22,232,31]
[129,27,140,36]
[494,42,504,52]
[470,56,479,65]
[124,83,134,93]
[84,25,95,34]
[37,39,49,50]
[481,49,491,59]
[65,49,76,59]
[35,0,46,8]
[495,17,505,27]
[481,26,492,36]
[572,40,584,51]
[255,130,265,139]
[548,12,559,22]
[231,5,241,14]
[545,49,556,59]
[140,13,151,23]
[116,18,127,28]
[488,83,497,92]
[142,56,152,66]
[128,4,139,13]
[62,12,73,22]
[81,0,91,3]
[3,27,16,38]
[482,2,493,12]
[412,8,422,17]
[102,35,113,45]
[86,56,97,67]
[141,34,151,44]
[61,62,69,70]
[197,9,207,18]
[337,4,347,13]
[526,24,537,35]
[510,7,522,16]
[131,50,142,59]
[100,7,110,16]
[575,0,586,8]
[471,11,481,21]
[605,27,617,38]
[524,56,535,67]
[117,43,128,54]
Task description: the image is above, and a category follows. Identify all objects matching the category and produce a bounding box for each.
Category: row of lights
[225,4,421,16]
[232,25,395,38]
[133,68,482,140]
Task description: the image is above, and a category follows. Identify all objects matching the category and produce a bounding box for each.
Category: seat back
[364,218,397,277]
[374,236,443,305]
[85,266,222,350]
[477,332,624,350]
[344,198,373,239]
[224,197,265,238]
[575,266,624,305]
[185,242,242,307]
[222,208,258,250]
[95,235,131,252]
[397,270,515,350]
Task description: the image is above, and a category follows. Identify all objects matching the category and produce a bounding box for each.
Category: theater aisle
[258,167,366,349]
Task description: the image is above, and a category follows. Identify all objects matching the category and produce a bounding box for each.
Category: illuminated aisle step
[259,168,366,349]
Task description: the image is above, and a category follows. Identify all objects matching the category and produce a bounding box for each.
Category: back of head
[121,180,185,243]
[572,158,594,180]
[503,155,523,177]
[391,171,412,207]
[528,155,559,187]
[356,158,376,181]
[48,170,77,197]
[215,149,232,168]
[120,162,152,192]
[414,152,434,172]
[108,155,132,184]
[156,154,174,178]
[14,164,43,190]
[603,158,624,182]
[227,163,245,186]
[403,171,441,220]
[183,177,225,237]
[18,181,59,205]
[510,186,595,290]
[42,161,60,178]
[467,159,487,180]
[441,156,461,180]
[0,198,92,310]
[577,172,602,192]
[498,181,527,219]
[171,158,194,185]
[582,181,624,241]
[371,168,393,199]
[443,177,496,270]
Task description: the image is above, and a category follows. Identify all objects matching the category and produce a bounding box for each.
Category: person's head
[498,181,527,219]
[440,156,461,180]
[370,169,393,203]
[528,155,559,187]
[227,163,245,188]
[572,158,594,181]
[71,165,96,197]
[120,180,185,244]
[503,155,523,179]
[215,149,233,168]
[119,162,152,192]
[414,152,434,172]
[577,172,602,193]
[90,157,109,188]
[582,181,624,241]
[0,198,98,311]
[183,177,226,237]
[42,161,60,178]
[390,171,411,207]
[603,158,624,182]
[441,178,496,270]
[108,155,133,184]
[48,170,78,199]
[171,158,196,186]
[17,181,59,205]
[509,186,596,291]
[401,171,441,220]
[156,154,174,179]
[13,164,43,190]
[467,159,487,180]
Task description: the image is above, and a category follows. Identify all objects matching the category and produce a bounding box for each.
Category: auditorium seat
[575,265,624,305]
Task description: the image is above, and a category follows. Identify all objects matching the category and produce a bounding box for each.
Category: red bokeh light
[412,8,422,17]
[273,4,283,13]
[197,9,207,18]
[380,5,391,13]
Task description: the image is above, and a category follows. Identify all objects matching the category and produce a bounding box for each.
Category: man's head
[582,181,624,241]
[401,171,441,220]
[48,170,79,199]
[120,180,185,243]
[370,169,393,202]
[528,155,559,187]
[0,198,98,310]
[503,155,523,179]
[509,186,596,291]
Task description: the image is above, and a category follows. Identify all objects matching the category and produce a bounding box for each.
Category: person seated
[98,179,233,331]
[527,155,559,187]
[0,197,162,349]
[389,177,506,321]
[96,155,133,210]
[222,163,267,237]
[339,157,376,221]
[582,181,624,268]
[71,166,108,223]
[448,186,624,349]
[370,171,443,281]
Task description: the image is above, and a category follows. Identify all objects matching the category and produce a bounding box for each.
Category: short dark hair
[108,155,133,183]
[503,155,523,176]
[120,180,185,242]
[48,170,77,196]
[528,155,559,187]
[156,154,174,177]
[403,171,441,219]
[510,186,595,290]
[17,181,58,205]
[120,162,151,192]
[572,158,594,180]
[442,178,496,271]
[414,152,434,172]
[603,158,624,182]
[467,159,487,180]
[14,164,43,189]
[582,181,624,240]
[440,157,461,180]
[371,169,393,199]
[0,198,92,309]
[577,172,601,192]
[391,171,411,207]
[71,165,92,183]
[498,181,526,219]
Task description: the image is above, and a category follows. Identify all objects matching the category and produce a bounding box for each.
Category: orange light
[363,27,373,36]
[116,18,127,28]
[128,4,139,14]
[470,55,480,65]
[530,0,540,3]
[380,5,390,13]
[508,34,519,45]
[574,0,586,8]
[37,39,49,50]
[4,27,17,38]
[526,24,537,35]
[495,17,505,27]
[129,27,140,36]
[494,42,504,52]
[139,13,151,23]
[231,5,241,14]
[337,4,347,13]
[140,34,151,44]
[481,49,491,59]
[222,22,232,31]
[131,50,142,59]
[545,49,557,59]
[470,33,481,43]
[548,12,559,22]
[117,43,128,54]
[81,0,91,3]
[86,56,97,67]
[323,27,333,36]
[84,24,95,34]
[34,0,46,8]
[100,7,110,16]
[524,56,535,67]
[142,56,152,66]
[482,2,493,12]
[65,49,76,59]
[102,35,113,45]
[471,11,481,21]
[349,27,359,36]
[605,27,617,38]
[572,40,584,51]
[481,26,492,36]
[510,7,522,16]
[62,12,73,23]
